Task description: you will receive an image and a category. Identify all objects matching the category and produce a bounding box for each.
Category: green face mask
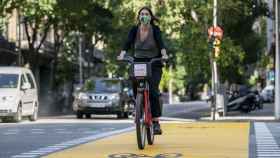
[140,15,151,25]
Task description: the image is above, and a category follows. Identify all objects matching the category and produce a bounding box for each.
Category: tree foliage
[1,0,269,94]
[1,0,56,70]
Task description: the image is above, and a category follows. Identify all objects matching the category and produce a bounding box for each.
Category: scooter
[250,90,263,110]
[226,90,262,113]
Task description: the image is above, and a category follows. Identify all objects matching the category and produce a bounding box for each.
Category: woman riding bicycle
[117,6,168,135]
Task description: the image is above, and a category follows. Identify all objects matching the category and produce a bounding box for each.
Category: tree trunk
[31,49,40,93]
[51,25,63,91]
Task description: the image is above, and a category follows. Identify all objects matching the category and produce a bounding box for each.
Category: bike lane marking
[45,122,249,158]
[11,127,135,158]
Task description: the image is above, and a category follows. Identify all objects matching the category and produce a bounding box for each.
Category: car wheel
[29,103,38,121]
[117,112,125,119]
[14,105,22,122]
[85,114,91,119]
[123,112,129,119]
[76,111,83,119]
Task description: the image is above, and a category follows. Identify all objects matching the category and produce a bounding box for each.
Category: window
[26,73,35,89]
[83,79,121,93]
[20,75,26,88]
[0,74,19,88]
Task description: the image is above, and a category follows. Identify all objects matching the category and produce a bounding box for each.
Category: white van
[0,67,39,122]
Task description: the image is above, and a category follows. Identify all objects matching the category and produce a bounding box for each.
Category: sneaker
[153,121,162,135]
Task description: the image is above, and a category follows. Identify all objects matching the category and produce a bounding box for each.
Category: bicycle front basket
[133,64,148,77]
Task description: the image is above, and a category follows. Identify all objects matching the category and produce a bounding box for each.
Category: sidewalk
[174,103,276,122]
[45,122,249,158]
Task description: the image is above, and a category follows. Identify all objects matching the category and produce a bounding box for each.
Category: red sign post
[208,26,223,39]
[208,26,223,58]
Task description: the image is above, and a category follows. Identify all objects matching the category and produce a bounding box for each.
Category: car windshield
[0,74,19,88]
[83,79,121,93]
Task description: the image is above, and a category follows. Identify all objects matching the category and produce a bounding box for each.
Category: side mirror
[22,82,31,90]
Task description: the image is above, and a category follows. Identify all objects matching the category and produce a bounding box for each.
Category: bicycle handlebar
[119,56,168,65]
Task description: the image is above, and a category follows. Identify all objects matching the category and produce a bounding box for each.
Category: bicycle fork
[144,89,152,126]
[135,80,152,126]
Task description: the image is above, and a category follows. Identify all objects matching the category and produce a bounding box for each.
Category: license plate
[90,103,106,108]
[134,64,147,77]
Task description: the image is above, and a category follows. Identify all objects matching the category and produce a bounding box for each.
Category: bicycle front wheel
[135,93,146,150]
[147,123,154,145]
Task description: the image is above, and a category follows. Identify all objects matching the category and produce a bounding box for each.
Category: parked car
[73,78,134,119]
[0,67,39,122]
[261,85,274,103]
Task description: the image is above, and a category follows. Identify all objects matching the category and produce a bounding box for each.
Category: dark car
[73,78,134,119]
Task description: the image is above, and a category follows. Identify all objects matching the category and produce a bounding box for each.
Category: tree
[2,0,56,75]
[41,0,115,88]
[218,0,268,65]
[56,0,113,46]
[103,0,267,96]
[2,0,268,95]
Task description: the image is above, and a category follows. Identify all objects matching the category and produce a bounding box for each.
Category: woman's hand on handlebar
[117,50,126,60]
[161,49,169,60]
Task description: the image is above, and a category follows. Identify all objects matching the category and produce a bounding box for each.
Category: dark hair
[137,6,159,25]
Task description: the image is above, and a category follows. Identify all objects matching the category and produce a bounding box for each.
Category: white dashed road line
[4,132,18,135]
[54,129,66,131]
[31,129,44,131]
[31,132,45,134]
[11,126,135,158]
[56,131,73,134]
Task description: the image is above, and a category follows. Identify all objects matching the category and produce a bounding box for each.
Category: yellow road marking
[45,123,249,158]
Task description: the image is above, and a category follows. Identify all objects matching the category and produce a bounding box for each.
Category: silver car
[73,78,134,119]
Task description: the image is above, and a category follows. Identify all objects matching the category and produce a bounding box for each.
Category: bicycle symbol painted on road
[108,153,183,158]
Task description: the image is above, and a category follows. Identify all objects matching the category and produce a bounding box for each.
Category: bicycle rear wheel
[135,93,146,150]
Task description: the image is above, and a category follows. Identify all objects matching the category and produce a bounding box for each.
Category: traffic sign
[208,26,223,39]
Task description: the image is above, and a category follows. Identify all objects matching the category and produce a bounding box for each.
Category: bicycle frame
[126,57,163,126]
[119,56,165,149]
[137,79,152,126]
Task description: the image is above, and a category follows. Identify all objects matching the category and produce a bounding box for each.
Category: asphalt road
[0,122,133,158]
[0,101,209,158]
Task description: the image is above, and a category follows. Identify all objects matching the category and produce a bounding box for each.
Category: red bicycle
[120,56,165,149]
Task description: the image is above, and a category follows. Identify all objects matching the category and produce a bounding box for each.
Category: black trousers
[133,64,163,118]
